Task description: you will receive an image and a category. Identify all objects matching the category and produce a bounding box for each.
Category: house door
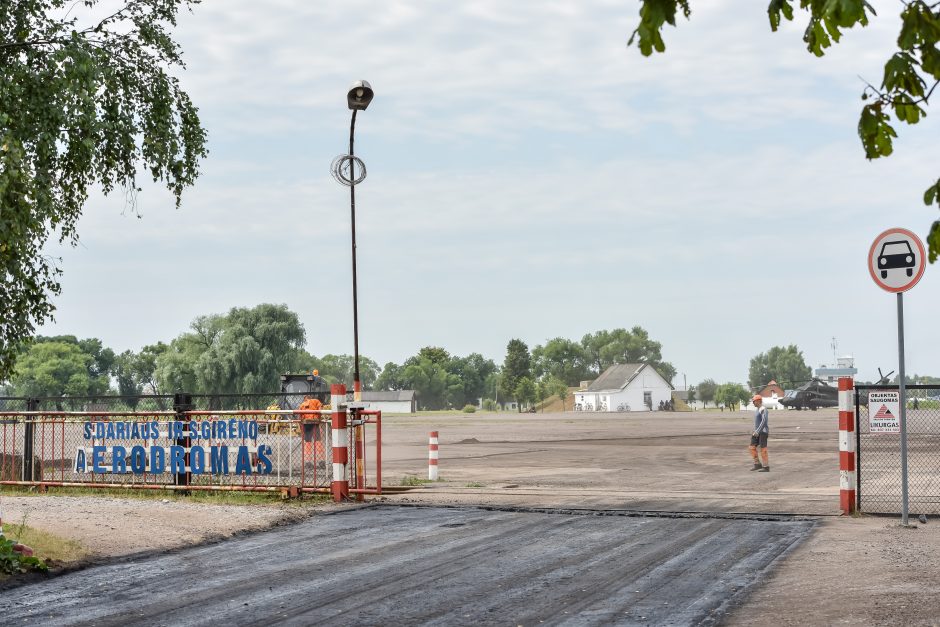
[644,391,652,410]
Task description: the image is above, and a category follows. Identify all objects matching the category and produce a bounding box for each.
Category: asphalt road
[0,505,815,626]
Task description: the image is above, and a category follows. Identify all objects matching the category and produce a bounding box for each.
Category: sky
[39,1,939,387]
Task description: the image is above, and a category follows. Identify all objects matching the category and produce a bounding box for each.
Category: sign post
[868,227,926,526]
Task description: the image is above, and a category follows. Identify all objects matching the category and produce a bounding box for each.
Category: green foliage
[482,398,498,411]
[376,350,498,410]
[554,378,570,410]
[8,335,118,397]
[697,378,717,407]
[500,339,531,402]
[514,376,536,409]
[748,344,812,389]
[628,0,691,56]
[632,0,940,264]
[461,404,476,413]
[0,0,208,382]
[687,385,697,404]
[401,356,462,411]
[580,327,676,383]
[448,352,498,408]
[715,382,751,410]
[399,475,433,486]
[0,536,48,575]
[305,353,380,389]
[532,338,591,386]
[154,304,305,394]
[375,361,407,391]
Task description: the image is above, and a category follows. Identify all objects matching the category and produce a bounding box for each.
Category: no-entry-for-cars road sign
[868,227,926,293]
[868,226,927,526]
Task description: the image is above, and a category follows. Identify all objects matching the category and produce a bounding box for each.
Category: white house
[574,363,674,412]
[362,390,416,414]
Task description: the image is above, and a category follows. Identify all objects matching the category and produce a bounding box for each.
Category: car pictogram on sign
[877,240,915,279]
[868,227,926,293]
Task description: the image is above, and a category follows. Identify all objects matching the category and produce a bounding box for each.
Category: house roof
[362,390,415,402]
[585,363,674,392]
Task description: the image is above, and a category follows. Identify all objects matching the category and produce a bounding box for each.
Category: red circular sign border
[868,227,926,293]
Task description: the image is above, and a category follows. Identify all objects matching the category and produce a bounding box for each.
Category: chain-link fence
[856,384,940,515]
[0,392,380,495]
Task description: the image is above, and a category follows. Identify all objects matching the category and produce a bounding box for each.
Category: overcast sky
[40,1,939,386]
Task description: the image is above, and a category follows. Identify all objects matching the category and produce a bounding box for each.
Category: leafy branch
[628,0,940,262]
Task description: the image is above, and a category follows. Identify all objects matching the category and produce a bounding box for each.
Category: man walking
[749,394,770,472]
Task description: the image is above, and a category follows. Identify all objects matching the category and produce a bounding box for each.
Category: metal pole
[349,110,361,401]
[897,292,910,526]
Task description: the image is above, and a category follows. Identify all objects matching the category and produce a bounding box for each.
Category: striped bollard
[838,376,856,515]
[331,384,348,502]
[429,431,439,481]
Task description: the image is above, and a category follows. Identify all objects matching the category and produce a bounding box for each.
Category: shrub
[0,536,48,575]
[482,399,498,411]
[462,404,476,413]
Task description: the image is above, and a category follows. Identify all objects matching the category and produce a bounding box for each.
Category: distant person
[749,395,770,472]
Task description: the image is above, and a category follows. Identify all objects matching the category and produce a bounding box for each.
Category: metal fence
[856,384,940,515]
[0,392,381,497]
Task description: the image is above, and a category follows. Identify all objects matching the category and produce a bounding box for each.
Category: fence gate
[0,390,382,501]
[855,384,940,515]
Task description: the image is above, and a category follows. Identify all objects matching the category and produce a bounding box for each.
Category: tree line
[1,304,680,411]
[13,304,881,413]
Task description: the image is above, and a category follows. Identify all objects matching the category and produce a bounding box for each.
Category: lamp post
[331,80,374,402]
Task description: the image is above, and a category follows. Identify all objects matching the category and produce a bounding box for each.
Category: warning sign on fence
[869,391,900,434]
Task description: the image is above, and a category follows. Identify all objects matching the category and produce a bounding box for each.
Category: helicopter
[779,378,839,410]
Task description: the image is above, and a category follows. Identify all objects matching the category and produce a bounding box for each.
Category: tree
[499,339,531,402]
[556,382,570,411]
[580,327,677,382]
[686,385,697,406]
[133,342,168,395]
[531,338,591,386]
[155,304,306,394]
[310,354,380,390]
[9,340,97,397]
[515,376,536,411]
[11,335,115,396]
[448,352,498,409]
[697,378,717,407]
[630,1,940,262]
[748,345,812,389]
[112,350,142,401]
[715,382,751,411]
[0,1,208,382]
[375,362,406,391]
[401,356,462,410]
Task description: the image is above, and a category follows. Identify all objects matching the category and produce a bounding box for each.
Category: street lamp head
[347,80,374,110]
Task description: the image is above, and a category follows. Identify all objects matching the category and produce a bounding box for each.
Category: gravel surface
[0,495,315,558]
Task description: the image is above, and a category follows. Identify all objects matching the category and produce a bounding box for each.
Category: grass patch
[0,486,325,506]
[399,476,435,486]
[3,524,88,564]
[464,482,484,488]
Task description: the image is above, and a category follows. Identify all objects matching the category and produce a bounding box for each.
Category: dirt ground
[3,408,940,625]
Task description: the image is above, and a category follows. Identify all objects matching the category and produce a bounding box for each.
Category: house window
[644,391,652,409]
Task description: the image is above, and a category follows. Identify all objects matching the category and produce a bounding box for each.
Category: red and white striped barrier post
[428,431,439,481]
[331,384,348,502]
[839,376,856,515]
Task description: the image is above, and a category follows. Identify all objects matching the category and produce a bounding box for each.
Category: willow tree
[0,0,208,380]
[630,1,940,262]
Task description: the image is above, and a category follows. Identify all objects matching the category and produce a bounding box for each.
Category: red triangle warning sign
[873,404,894,420]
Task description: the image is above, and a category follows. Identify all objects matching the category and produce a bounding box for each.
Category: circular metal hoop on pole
[331,154,367,187]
